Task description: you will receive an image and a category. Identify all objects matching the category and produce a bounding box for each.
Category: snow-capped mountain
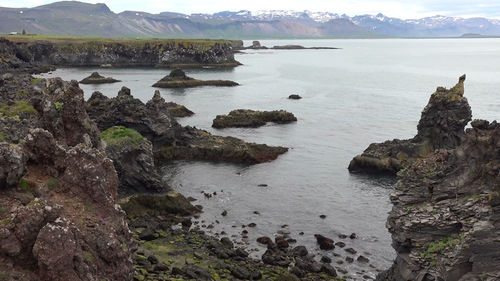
[1,2,500,38]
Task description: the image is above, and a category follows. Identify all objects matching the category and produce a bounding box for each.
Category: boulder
[120,191,200,217]
[349,75,472,175]
[79,72,120,84]
[288,94,302,100]
[212,109,297,128]
[314,234,335,250]
[152,69,239,88]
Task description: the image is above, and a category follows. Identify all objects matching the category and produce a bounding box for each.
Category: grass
[18,177,32,191]
[0,101,37,116]
[0,131,5,142]
[101,126,144,146]
[420,233,465,263]
[3,34,231,52]
[46,177,60,190]
[54,102,63,111]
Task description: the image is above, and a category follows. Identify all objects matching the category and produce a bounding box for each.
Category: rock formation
[101,126,166,195]
[87,88,289,164]
[212,109,297,128]
[5,38,240,68]
[0,74,135,281]
[152,69,239,88]
[377,119,500,281]
[79,72,120,84]
[149,90,194,118]
[349,75,472,174]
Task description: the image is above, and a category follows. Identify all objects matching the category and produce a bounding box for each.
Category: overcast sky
[1,0,500,19]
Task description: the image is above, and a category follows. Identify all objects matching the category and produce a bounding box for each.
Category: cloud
[1,0,499,19]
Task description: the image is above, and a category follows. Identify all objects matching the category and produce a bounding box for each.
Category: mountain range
[1,1,500,38]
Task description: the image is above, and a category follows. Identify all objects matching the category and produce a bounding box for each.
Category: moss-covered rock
[121,191,199,217]
[79,72,120,84]
[212,109,297,128]
[153,69,239,88]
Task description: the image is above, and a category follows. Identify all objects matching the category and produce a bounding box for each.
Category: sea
[38,38,500,279]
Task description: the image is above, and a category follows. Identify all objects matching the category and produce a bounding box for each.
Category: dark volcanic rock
[349,75,472,175]
[288,94,302,100]
[101,126,166,194]
[153,69,239,88]
[212,109,297,128]
[376,123,500,278]
[120,191,200,217]
[314,234,335,250]
[87,88,288,164]
[79,72,120,84]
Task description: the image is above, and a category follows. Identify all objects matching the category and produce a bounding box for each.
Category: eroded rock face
[212,109,297,128]
[349,75,472,175]
[377,120,500,281]
[102,126,166,195]
[0,74,134,280]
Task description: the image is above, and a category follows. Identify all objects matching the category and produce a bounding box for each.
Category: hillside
[1,1,500,38]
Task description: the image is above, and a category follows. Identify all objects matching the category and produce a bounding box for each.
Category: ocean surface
[39,38,500,279]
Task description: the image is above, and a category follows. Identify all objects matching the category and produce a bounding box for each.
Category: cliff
[377,119,500,281]
[3,36,241,68]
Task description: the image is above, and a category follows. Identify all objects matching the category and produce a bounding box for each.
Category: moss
[54,102,63,111]
[15,89,29,95]
[85,252,95,263]
[420,233,465,262]
[0,101,37,116]
[18,177,33,191]
[0,131,5,142]
[31,78,42,85]
[101,126,144,146]
[46,177,60,190]
[0,273,10,281]
[1,218,12,225]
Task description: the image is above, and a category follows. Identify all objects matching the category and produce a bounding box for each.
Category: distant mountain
[1,1,500,38]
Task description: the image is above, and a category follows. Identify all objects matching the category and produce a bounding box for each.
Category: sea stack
[79,72,121,84]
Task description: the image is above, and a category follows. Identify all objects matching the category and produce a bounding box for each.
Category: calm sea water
[39,39,500,279]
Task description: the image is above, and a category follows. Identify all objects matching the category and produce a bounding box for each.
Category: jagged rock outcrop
[349,75,472,174]
[152,69,239,88]
[0,38,53,74]
[101,126,166,195]
[212,109,297,128]
[87,88,289,164]
[8,39,240,68]
[0,74,135,280]
[148,90,194,118]
[79,72,120,84]
[377,119,500,281]
[86,87,183,147]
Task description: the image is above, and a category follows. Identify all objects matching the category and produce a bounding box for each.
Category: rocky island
[79,72,120,84]
[152,69,239,88]
[212,109,298,128]
[242,40,339,50]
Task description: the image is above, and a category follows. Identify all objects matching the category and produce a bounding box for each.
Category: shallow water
[39,38,500,279]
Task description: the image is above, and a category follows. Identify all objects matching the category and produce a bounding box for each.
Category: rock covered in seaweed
[79,72,120,84]
[152,69,239,88]
[148,90,194,118]
[349,75,472,175]
[377,120,500,281]
[212,109,297,128]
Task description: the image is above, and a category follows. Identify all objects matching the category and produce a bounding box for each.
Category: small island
[152,69,239,88]
[79,72,121,84]
[212,109,297,128]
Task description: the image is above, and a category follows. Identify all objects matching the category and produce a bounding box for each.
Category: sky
[1,0,500,19]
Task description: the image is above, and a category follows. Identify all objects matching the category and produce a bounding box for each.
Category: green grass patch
[0,101,37,116]
[0,131,5,142]
[1,218,12,225]
[46,177,60,190]
[18,177,33,191]
[101,126,144,146]
[31,78,42,85]
[54,102,63,111]
[420,233,465,262]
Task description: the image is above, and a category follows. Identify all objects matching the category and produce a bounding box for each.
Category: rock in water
[152,69,239,88]
[79,72,121,84]
[349,75,472,174]
[288,94,302,100]
[212,109,297,128]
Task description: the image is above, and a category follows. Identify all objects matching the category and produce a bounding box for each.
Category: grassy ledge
[101,126,144,146]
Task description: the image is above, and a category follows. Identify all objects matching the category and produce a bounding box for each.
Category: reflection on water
[38,38,500,279]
